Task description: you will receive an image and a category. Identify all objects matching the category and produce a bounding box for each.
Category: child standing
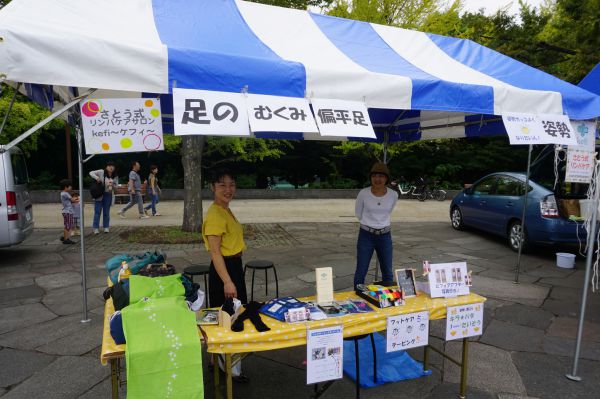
[60,179,77,244]
[144,165,162,216]
[71,192,81,236]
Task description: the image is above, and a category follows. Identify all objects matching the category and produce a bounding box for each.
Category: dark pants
[209,256,248,308]
[354,228,393,287]
[144,193,159,215]
[93,192,112,229]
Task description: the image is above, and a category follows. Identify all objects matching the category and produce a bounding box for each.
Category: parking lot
[0,199,598,398]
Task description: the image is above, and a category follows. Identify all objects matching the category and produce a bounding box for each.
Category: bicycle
[424,180,447,201]
[390,177,428,201]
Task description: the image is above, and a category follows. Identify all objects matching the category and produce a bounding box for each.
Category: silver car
[0,146,34,247]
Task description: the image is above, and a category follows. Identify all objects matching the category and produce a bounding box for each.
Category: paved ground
[0,199,599,398]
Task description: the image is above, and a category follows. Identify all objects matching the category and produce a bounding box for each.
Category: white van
[0,146,34,247]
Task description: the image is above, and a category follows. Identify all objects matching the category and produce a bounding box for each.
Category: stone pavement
[1,208,599,398]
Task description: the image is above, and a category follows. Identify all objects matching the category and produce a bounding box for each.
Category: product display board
[395,268,417,297]
[445,303,484,341]
[427,262,470,298]
[306,325,344,384]
[81,98,164,154]
[386,311,429,352]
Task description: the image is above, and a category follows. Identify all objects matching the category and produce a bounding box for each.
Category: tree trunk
[181,135,206,232]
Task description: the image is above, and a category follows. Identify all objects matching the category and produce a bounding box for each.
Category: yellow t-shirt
[202,203,246,256]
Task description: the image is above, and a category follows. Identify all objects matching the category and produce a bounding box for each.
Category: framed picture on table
[395,268,417,297]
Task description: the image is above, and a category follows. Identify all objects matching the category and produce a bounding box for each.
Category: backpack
[90,179,104,199]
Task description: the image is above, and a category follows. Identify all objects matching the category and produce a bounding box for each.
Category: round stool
[243,260,279,301]
[183,264,211,307]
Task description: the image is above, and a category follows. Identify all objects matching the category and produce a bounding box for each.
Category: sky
[461,0,547,15]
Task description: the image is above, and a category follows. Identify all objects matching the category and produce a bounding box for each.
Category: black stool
[183,264,211,307]
[243,260,279,301]
[344,334,377,399]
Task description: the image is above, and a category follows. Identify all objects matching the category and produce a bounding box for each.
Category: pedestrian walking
[89,161,118,233]
[144,165,162,216]
[118,161,148,219]
[59,179,77,244]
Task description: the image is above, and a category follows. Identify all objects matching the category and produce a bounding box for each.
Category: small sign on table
[445,303,484,341]
[386,311,429,352]
[428,262,470,298]
[306,325,344,384]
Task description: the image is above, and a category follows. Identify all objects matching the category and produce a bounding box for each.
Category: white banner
[81,98,164,154]
[570,120,597,150]
[246,94,318,133]
[566,149,595,183]
[173,88,250,136]
[311,99,376,139]
[306,325,343,384]
[445,303,484,341]
[386,311,429,352]
[502,113,577,146]
[427,262,470,298]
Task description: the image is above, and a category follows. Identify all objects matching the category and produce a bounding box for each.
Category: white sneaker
[104,228,110,233]
[93,229,100,235]
[118,212,126,219]
[154,212,162,216]
[139,215,150,219]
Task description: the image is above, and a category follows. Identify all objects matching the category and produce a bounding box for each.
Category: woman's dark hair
[208,168,235,185]
[131,161,139,169]
[104,161,116,176]
[59,179,72,189]
[150,165,158,172]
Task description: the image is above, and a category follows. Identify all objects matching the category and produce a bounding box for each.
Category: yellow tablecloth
[202,291,486,354]
[101,297,125,365]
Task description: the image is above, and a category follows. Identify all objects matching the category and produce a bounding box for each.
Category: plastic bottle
[118,261,131,281]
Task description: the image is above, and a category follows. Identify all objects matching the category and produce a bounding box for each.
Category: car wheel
[451,206,465,230]
[508,220,528,252]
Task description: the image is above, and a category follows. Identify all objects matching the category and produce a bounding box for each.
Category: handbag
[90,179,104,199]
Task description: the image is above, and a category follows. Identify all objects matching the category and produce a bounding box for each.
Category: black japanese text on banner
[311,99,376,139]
[246,94,318,133]
[173,88,250,136]
[502,112,577,146]
[80,98,164,154]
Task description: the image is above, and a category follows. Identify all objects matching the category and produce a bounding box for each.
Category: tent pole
[0,82,20,136]
[514,144,533,283]
[383,131,389,163]
[75,114,90,323]
[0,89,95,153]
[566,161,599,381]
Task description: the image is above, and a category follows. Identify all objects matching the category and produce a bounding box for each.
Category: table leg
[459,338,469,399]
[213,353,221,399]
[110,359,119,399]
[423,345,430,371]
[226,354,233,399]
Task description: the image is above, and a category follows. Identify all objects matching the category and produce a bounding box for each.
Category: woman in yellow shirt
[202,169,247,307]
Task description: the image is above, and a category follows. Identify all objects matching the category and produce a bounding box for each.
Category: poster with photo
[306,325,343,384]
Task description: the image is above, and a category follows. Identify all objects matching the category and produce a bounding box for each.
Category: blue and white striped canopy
[1,0,599,141]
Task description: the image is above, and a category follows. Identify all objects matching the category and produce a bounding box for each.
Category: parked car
[0,146,34,247]
[450,172,584,251]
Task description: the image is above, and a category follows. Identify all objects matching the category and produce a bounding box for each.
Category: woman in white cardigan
[89,162,118,234]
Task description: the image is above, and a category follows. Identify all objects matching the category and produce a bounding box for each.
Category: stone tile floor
[0,221,598,398]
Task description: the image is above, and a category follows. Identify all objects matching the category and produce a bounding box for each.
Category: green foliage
[248,0,333,8]
[235,174,257,188]
[0,85,64,155]
[327,0,445,28]
[160,164,184,189]
[28,170,56,190]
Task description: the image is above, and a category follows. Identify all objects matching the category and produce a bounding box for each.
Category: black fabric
[209,256,247,308]
[90,180,104,199]
[110,280,130,311]
[231,301,270,333]
[137,263,176,277]
[221,298,235,316]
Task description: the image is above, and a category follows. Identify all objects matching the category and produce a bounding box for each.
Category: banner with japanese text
[565,149,595,183]
[445,303,484,341]
[173,88,250,136]
[80,98,164,154]
[386,311,429,352]
[246,94,318,133]
[502,112,577,146]
[311,99,376,139]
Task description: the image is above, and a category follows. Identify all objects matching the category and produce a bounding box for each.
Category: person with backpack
[143,165,162,216]
[89,161,118,234]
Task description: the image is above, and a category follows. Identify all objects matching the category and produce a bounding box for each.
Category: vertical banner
[565,149,595,183]
[246,94,319,133]
[445,303,484,341]
[80,98,164,154]
[569,120,597,150]
[502,113,578,146]
[306,325,343,384]
[311,99,376,139]
[386,311,429,352]
[172,88,250,136]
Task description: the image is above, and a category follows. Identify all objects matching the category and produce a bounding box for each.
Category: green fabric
[122,275,203,399]
[129,274,185,303]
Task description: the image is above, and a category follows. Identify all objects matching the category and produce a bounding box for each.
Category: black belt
[360,224,391,235]
[223,252,242,259]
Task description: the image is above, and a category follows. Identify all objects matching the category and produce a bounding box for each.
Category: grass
[120,225,256,244]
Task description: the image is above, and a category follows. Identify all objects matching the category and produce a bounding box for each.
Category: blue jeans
[93,192,112,229]
[144,193,159,215]
[354,228,393,287]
